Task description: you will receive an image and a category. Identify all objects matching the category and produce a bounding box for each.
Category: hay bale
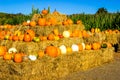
[0,47,114,80]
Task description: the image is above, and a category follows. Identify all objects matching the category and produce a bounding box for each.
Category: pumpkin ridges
[14,53,22,63]
[45,46,58,57]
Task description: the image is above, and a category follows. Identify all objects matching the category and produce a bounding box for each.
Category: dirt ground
[59,52,120,80]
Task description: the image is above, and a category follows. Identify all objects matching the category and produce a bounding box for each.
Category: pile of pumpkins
[0,40,112,63]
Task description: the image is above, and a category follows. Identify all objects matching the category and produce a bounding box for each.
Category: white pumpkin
[27,20,30,24]
[59,45,67,54]
[8,47,17,53]
[63,31,70,38]
[81,42,85,50]
[71,44,79,52]
[28,55,37,61]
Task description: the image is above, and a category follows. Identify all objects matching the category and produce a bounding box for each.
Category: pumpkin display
[45,46,58,57]
[14,53,23,63]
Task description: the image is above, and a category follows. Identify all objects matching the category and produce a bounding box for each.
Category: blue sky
[0,0,120,15]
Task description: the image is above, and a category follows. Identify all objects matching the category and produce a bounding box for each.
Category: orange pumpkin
[18,34,24,41]
[38,18,46,26]
[26,29,35,40]
[22,21,29,26]
[66,47,72,54]
[24,33,31,42]
[53,9,59,15]
[12,35,19,41]
[47,33,55,40]
[39,36,47,41]
[38,50,44,58]
[41,8,48,15]
[66,19,73,25]
[14,53,22,63]
[53,29,59,36]
[29,21,36,27]
[0,46,7,56]
[45,46,58,57]
[3,53,12,60]
[78,43,83,51]
[62,20,68,26]
[92,42,101,50]
[48,18,57,26]
[76,20,82,24]
[85,44,92,50]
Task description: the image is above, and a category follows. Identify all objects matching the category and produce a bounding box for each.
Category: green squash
[101,43,107,48]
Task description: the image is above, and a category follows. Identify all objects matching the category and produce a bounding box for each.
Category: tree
[96,7,108,14]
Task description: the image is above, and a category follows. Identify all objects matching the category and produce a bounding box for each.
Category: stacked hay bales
[0,47,114,80]
[0,11,119,80]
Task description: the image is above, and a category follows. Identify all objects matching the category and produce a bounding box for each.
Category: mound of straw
[0,47,114,80]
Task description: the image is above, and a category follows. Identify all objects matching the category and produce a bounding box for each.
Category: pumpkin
[66,47,72,54]
[28,55,37,61]
[38,18,46,26]
[91,28,95,33]
[29,21,36,27]
[78,43,84,51]
[72,30,80,37]
[81,43,86,50]
[14,53,22,63]
[45,46,58,57]
[48,17,57,26]
[39,36,47,41]
[18,34,24,41]
[0,46,7,56]
[53,29,59,36]
[24,33,31,42]
[12,35,19,41]
[71,44,79,52]
[38,50,44,58]
[76,20,82,24]
[41,8,48,15]
[59,45,67,54]
[45,21,51,26]
[22,21,29,26]
[92,42,101,50]
[53,9,59,15]
[62,20,68,25]
[66,19,73,25]
[8,47,17,53]
[47,33,55,40]
[85,44,92,50]
[3,53,12,60]
[26,29,35,40]
[63,31,70,38]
